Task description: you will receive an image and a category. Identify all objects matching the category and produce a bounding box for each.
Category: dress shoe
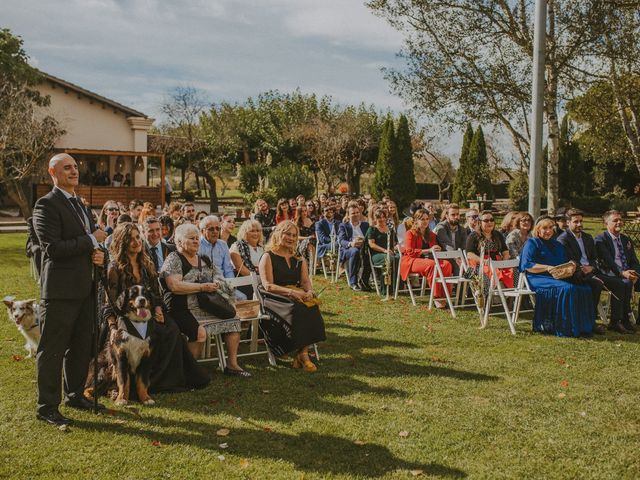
[593,324,607,335]
[358,281,373,292]
[608,322,632,334]
[65,396,105,411]
[224,367,252,378]
[36,408,74,427]
[351,284,362,292]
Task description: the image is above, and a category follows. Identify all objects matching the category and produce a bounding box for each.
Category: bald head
[48,153,79,193]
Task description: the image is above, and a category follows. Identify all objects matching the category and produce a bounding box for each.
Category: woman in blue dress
[519,216,595,337]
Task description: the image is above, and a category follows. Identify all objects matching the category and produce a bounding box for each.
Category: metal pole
[528,0,547,218]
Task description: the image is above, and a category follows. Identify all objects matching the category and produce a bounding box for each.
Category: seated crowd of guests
[30,193,640,404]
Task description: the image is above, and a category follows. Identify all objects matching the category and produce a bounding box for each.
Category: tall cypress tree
[371,117,395,200]
[394,114,416,209]
[558,115,585,198]
[468,125,494,199]
[452,123,474,204]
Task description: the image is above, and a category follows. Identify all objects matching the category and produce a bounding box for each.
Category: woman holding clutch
[519,216,595,337]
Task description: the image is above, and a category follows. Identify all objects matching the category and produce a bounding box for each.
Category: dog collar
[25,324,39,331]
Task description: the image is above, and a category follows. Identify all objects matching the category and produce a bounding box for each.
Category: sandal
[224,367,252,378]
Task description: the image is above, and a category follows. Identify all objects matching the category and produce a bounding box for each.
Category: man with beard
[253,199,276,241]
[181,202,197,224]
[434,204,467,275]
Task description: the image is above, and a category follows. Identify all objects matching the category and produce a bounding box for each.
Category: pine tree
[558,115,585,198]
[394,114,416,209]
[468,125,494,199]
[452,123,474,204]
[371,117,396,200]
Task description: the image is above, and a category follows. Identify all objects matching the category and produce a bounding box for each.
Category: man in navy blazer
[557,209,616,333]
[595,210,640,333]
[315,206,341,258]
[33,154,108,426]
[338,204,370,291]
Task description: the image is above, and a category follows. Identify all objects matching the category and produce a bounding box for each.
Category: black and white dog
[85,285,158,406]
[3,296,41,358]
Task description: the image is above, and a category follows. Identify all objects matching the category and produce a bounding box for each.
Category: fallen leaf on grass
[125,406,142,418]
[209,399,220,406]
[12,355,23,362]
[219,443,228,449]
[217,455,225,461]
[239,458,250,469]
[58,424,70,432]
[580,411,587,417]
[405,399,414,405]
[354,440,366,445]
[399,431,409,438]
[113,419,126,425]
[151,440,161,447]
[560,380,569,388]
[558,393,566,399]
[216,428,230,437]
[263,426,273,432]
[262,390,270,394]
[557,357,566,365]
[106,408,117,416]
[410,470,424,477]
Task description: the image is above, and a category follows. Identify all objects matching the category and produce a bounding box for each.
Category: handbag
[548,261,576,280]
[195,256,236,319]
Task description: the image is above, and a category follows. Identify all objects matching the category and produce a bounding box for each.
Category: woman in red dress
[400,209,452,308]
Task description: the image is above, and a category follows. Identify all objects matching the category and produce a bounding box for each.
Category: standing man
[434,204,467,274]
[595,210,640,333]
[128,199,144,223]
[142,216,175,273]
[556,209,610,334]
[32,153,107,426]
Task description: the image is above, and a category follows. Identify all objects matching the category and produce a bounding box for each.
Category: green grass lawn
[1,231,640,479]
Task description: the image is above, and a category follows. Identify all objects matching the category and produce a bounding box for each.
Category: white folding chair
[394,247,427,306]
[318,228,338,280]
[481,258,535,335]
[333,243,355,287]
[428,248,477,317]
[199,273,277,369]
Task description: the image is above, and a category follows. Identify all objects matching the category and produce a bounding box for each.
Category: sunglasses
[467,215,479,220]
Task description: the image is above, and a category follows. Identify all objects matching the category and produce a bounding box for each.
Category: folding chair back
[482,258,535,335]
[394,246,427,306]
[428,248,477,317]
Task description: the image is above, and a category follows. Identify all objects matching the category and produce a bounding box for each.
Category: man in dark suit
[32,153,107,426]
[434,203,467,275]
[595,210,640,333]
[315,206,342,259]
[142,216,175,272]
[338,204,371,291]
[556,209,612,334]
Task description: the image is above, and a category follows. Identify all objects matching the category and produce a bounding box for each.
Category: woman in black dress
[102,223,209,396]
[259,221,325,372]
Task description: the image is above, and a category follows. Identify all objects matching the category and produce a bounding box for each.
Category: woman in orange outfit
[400,208,452,308]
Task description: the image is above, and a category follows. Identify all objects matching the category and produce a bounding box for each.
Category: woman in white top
[230,220,265,297]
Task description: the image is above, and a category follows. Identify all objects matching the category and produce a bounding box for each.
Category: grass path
[1,232,639,479]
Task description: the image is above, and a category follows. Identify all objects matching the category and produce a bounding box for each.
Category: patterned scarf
[236,239,259,272]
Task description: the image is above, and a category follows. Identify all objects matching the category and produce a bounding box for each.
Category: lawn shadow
[76,416,467,478]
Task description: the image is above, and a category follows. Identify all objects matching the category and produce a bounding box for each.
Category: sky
[3,1,408,115]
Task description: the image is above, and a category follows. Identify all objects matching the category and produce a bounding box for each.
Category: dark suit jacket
[146,241,176,271]
[337,221,369,261]
[315,218,342,257]
[557,230,598,270]
[595,231,640,277]
[434,220,467,251]
[32,187,95,300]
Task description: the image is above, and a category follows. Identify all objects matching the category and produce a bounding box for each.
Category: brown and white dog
[3,296,41,358]
[85,285,157,406]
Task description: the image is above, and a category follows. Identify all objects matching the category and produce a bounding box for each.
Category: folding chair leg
[482,290,493,328]
[407,278,417,306]
[312,343,320,361]
[215,333,227,371]
[371,267,381,295]
[498,292,516,336]
[428,275,435,310]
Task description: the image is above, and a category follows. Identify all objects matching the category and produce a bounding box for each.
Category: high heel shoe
[297,351,317,373]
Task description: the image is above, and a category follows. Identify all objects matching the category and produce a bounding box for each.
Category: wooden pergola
[36,148,167,208]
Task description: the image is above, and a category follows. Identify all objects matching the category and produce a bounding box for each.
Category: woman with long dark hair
[276,198,292,224]
[102,223,209,396]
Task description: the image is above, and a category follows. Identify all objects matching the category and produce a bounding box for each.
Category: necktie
[68,197,89,232]
[151,245,160,272]
[616,237,628,270]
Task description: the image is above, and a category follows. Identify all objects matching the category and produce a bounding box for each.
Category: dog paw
[114,398,128,406]
[143,399,155,406]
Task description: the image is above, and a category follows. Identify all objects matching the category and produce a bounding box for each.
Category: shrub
[243,187,277,207]
[267,162,315,200]
[571,196,610,214]
[508,171,529,210]
[609,197,640,213]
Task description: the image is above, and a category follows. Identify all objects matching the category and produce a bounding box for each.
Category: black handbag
[196,256,236,319]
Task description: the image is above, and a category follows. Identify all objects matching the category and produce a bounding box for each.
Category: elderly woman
[161,223,250,377]
[520,216,595,337]
[400,208,452,308]
[99,223,209,397]
[259,221,326,372]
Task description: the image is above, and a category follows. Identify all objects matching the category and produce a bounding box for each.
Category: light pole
[528,0,547,218]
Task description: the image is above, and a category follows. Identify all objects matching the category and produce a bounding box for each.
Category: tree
[452,123,474,204]
[0,29,64,218]
[371,117,396,200]
[557,115,586,199]
[367,0,610,213]
[467,126,493,200]
[394,114,416,208]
